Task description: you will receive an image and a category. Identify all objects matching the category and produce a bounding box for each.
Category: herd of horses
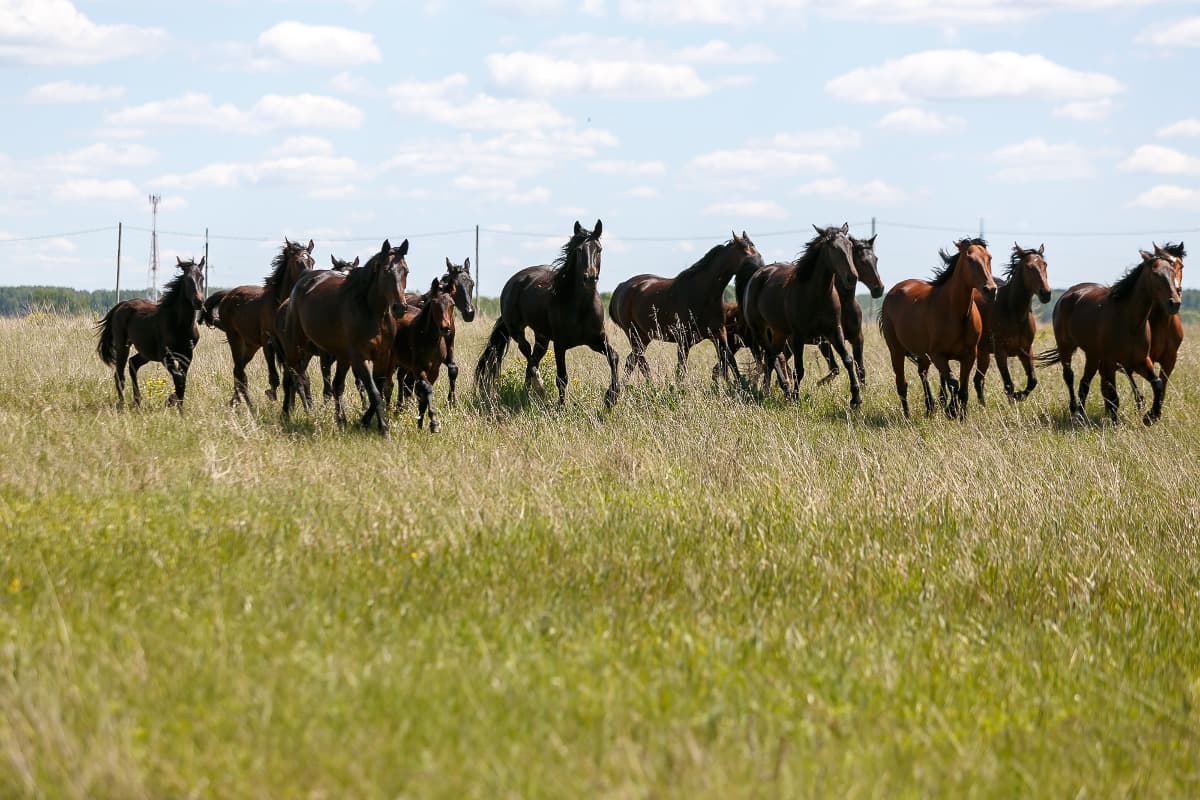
[95,220,1187,434]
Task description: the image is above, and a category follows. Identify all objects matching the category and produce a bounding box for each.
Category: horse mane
[158,269,189,307]
[931,237,988,287]
[1002,247,1029,283]
[1109,259,1147,302]
[792,227,842,281]
[340,257,378,302]
[1163,242,1187,259]
[264,242,299,293]
[676,241,731,280]
[552,227,592,294]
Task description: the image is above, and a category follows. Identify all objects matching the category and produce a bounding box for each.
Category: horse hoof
[817,374,837,386]
[264,388,277,401]
[430,420,441,434]
[1143,412,1160,426]
[604,389,619,409]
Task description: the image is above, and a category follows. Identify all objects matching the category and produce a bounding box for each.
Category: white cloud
[587,160,668,177]
[703,200,789,220]
[1159,119,1200,138]
[487,51,713,98]
[0,0,166,66]
[52,178,140,203]
[618,0,805,24]
[827,50,1122,104]
[1137,17,1200,48]
[159,196,188,211]
[152,154,360,196]
[625,185,660,198]
[795,177,908,205]
[989,138,1097,183]
[1053,98,1113,121]
[670,39,779,64]
[486,0,566,12]
[1130,184,1200,211]
[390,74,573,130]
[27,80,125,104]
[255,21,382,68]
[1119,144,1200,177]
[762,128,863,150]
[106,93,364,135]
[878,107,966,134]
[268,136,336,157]
[689,148,835,176]
[48,142,158,173]
[384,129,618,180]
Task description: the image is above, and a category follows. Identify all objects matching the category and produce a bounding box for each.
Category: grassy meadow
[2,309,1199,798]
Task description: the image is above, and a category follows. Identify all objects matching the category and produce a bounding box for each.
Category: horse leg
[520,335,548,395]
[263,340,280,401]
[1077,358,1098,418]
[1124,368,1144,410]
[622,329,642,384]
[830,329,862,410]
[320,353,336,402]
[330,361,350,426]
[164,350,187,409]
[1013,349,1037,401]
[852,334,866,386]
[1060,349,1080,419]
[417,375,440,433]
[816,340,840,386]
[788,336,806,401]
[589,334,621,409]
[352,361,387,435]
[128,352,149,407]
[929,355,955,418]
[994,353,1018,403]
[1133,359,1166,425]
[889,347,910,418]
[445,342,459,408]
[916,355,935,416]
[973,350,990,406]
[1100,367,1120,423]
[231,345,254,410]
[713,330,745,390]
[955,353,974,420]
[112,344,129,407]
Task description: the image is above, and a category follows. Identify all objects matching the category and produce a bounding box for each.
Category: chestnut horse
[608,233,762,386]
[879,238,997,418]
[211,239,314,408]
[742,224,862,409]
[1037,249,1182,424]
[96,257,205,408]
[1124,242,1185,408]
[280,240,409,434]
[374,278,457,433]
[971,243,1052,405]
[475,221,619,409]
[405,257,475,405]
[816,233,885,386]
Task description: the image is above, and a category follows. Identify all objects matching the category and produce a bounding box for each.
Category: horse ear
[1013,241,1021,253]
[812,224,822,236]
[1140,250,1154,261]
[306,239,315,254]
[397,239,409,257]
[593,219,603,239]
[463,257,470,273]
[331,254,338,267]
[446,257,453,270]
[352,256,359,268]
[868,234,878,246]
[176,256,185,268]
[742,230,749,243]
[380,239,391,254]
[841,222,850,235]
[1037,243,1044,255]
[197,256,205,269]
[574,221,583,236]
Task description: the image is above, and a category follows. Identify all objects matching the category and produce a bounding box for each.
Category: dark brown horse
[742,224,863,409]
[280,240,409,434]
[96,257,205,408]
[1037,249,1182,424]
[212,239,314,407]
[879,238,997,418]
[374,278,457,433]
[970,243,1052,405]
[609,233,762,385]
[404,257,475,405]
[816,234,885,386]
[475,221,619,409]
[1125,242,1185,408]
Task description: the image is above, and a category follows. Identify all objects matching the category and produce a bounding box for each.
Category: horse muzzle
[391,303,405,317]
[869,285,885,300]
[1167,299,1182,315]
[461,307,476,323]
[982,286,998,302]
[1038,290,1052,304]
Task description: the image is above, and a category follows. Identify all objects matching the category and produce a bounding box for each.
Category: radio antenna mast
[148,193,161,300]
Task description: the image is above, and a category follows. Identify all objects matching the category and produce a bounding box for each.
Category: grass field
[2,310,1199,798]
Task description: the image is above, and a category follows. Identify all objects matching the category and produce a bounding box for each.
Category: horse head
[1013,243,1052,304]
[956,238,997,301]
[730,230,765,276]
[1154,242,1186,295]
[371,238,410,317]
[1141,249,1182,316]
[571,219,603,286]
[444,256,476,322]
[851,234,884,299]
[176,256,206,310]
[331,254,359,273]
[812,223,858,291]
[425,277,457,338]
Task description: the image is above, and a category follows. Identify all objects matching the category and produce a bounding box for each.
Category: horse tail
[1034,348,1061,368]
[474,318,510,392]
[95,305,118,366]
[200,290,227,328]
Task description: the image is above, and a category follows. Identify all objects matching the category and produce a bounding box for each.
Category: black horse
[406,257,475,405]
[475,220,619,409]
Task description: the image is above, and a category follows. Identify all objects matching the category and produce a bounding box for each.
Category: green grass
[2,312,1199,798]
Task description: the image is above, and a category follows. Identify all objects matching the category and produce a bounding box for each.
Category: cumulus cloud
[703,200,789,220]
[795,177,908,205]
[487,51,714,98]
[390,75,573,131]
[48,142,158,174]
[254,21,382,69]
[618,0,805,25]
[1158,119,1200,138]
[384,129,618,180]
[52,178,140,203]
[1053,98,1113,122]
[26,81,125,104]
[151,151,361,198]
[0,0,166,66]
[1137,16,1200,48]
[826,50,1122,104]
[586,160,668,177]
[1119,145,1200,177]
[1131,184,1200,211]
[106,93,364,135]
[989,138,1098,183]
[877,108,965,134]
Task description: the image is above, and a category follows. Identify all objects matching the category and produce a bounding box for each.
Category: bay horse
[971,243,1052,405]
[1037,248,1182,424]
[213,239,314,408]
[280,239,409,435]
[405,257,475,406]
[475,220,619,409]
[96,257,205,408]
[608,233,762,386]
[878,238,997,418]
[374,278,457,433]
[742,224,863,409]
[816,234,885,386]
[1124,242,1185,408]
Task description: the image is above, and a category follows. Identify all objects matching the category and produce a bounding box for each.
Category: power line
[0,225,118,244]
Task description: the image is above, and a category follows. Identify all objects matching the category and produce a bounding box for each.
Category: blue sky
[0,0,1197,293]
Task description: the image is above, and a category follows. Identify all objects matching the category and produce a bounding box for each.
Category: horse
[608,233,762,386]
[475,220,619,409]
[1036,248,1182,425]
[280,240,409,435]
[373,278,457,433]
[878,238,997,419]
[812,234,885,387]
[96,257,205,408]
[742,224,863,409]
[970,243,1052,405]
[404,257,475,406]
[212,239,314,408]
[1124,242,1185,408]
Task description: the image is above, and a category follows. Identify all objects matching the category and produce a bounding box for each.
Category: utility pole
[204,227,210,298]
[871,217,876,238]
[148,194,161,300]
[115,222,123,303]
[979,217,985,241]
[475,224,480,309]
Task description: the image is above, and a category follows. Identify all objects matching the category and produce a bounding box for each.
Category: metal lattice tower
[148,194,161,300]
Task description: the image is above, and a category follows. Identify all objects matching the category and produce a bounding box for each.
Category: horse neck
[794,248,837,298]
[160,286,195,329]
[1117,269,1158,330]
[1002,269,1033,315]
[692,247,740,292]
[939,258,978,315]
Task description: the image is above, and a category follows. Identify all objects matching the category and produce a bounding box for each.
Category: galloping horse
[879,238,997,418]
[211,239,314,407]
[405,257,475,405]
[971,243,1052,405]
[475,221,619,409]
[280,240,409,435]
[375,278,457,432]
[1125,242,1185,408]
[816,234,885,386]
[742,224,863,409]
[1037,249,1182,424]
[96,257,205,408]
[608,233,762,385]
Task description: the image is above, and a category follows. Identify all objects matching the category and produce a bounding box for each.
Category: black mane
[793,227,844,282]
[158,268,191,308]
[552,226,593,294]
[1163,242,1187,259]
[931,237,987,287]
[1109,260,1146,302]
[341,256,379,302]
[1004,247,1032,282]
[264,242,302,294]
